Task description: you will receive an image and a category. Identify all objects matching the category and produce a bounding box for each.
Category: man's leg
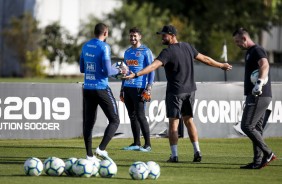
[167,118,179,162]
[135,99,151,150]
[124,88,141,147]
[183,116,201,162]
[94,88,120,161]
[252,115,264,165]
[83,90,98,157]
[183,116,198,142]
[240,96,275,168]
[98,88,120,150]
[181,91,201,162]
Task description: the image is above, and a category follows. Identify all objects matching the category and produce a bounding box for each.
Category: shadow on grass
[0,173,134,181]
[0,145,84,149]
[0,156,77,165]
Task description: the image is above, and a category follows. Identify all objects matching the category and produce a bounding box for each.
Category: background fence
[0,82,281,139]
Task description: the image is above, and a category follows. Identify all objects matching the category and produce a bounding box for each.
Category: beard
[162,39,170,45]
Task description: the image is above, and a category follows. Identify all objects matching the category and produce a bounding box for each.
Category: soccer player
[233,27,276,169]
[80,23,127,161]
[123,25,232,162]
[120,27,155,152]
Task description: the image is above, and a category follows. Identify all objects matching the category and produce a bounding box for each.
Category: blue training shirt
[80,38,119,90]
[123,44,155,88]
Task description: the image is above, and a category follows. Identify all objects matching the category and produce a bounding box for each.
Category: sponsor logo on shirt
[135,51,141,57]
[126,59,139,66]
[86,62,95,71]
[85,52,95,57]
[85,74,95,80]
[87,44,97,48]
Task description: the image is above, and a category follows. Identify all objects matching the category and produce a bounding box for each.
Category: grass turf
[0,137,281,184]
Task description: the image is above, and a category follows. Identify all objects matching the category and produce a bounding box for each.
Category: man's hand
[252,79,263,96]
[220,63,232,71]
[122,71,135,80]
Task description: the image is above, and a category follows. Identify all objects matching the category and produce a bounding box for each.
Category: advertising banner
[0,83,82,139]
[94,82,282,138]
[0,82,281,139]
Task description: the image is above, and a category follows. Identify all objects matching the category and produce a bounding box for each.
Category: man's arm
[146,50,155,85]
[123,59,163,80]
[252,57,270,96]
[258,58,269,80]
[195,53,232,71]
[102,59,120,76]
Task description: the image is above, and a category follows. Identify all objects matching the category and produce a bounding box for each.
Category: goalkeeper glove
[141,84,152,102]
[120,89,124,102]
[252,79,263,96]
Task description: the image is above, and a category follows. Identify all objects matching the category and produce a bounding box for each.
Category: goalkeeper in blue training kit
[120,27,155,152]
[79,23,127,162]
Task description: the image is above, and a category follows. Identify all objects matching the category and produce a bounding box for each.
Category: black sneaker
[193,151,202,162]
[240,162,261,169]
[167,156,178,163]
[259,152,277,168]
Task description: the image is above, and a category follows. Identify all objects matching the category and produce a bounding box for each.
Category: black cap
[156,25,177,35]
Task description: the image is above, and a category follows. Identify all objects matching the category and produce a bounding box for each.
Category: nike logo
[267,153,275,162]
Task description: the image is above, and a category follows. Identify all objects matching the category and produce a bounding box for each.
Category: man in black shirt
[233,28,276,169]
[124,25,232,162]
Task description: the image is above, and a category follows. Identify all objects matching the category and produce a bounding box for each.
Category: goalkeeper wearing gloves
[233,27,276,169]
[120,27,154,152]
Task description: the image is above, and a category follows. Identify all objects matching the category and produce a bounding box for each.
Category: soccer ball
[146,161,160,179]
[129,161,149,180]
[64,157,77,176]
[250,69,268,85]
[24,157,43,176]
[99,159,117,178]
[43,157,65,176]
[111,61,129,79]
[72,159,93,178]
[91,159,100,177]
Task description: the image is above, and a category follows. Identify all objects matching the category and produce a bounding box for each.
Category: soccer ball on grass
[24,157,43,176]
[146,161,160,179]
[64,157,77,176]
[72,158,93,178]
[129,161,149,180]
[91,159,100,177]
[99,159,117,178]
[43,157,65,176]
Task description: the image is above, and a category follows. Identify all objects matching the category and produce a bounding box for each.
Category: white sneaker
[86,155,101,163]
[95,147,113,161]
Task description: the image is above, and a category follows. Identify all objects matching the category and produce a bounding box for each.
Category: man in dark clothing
[123,25,232,162]
[233,27,276,169]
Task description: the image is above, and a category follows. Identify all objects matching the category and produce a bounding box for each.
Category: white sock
[170,145,178,157]
[192,141,200,153]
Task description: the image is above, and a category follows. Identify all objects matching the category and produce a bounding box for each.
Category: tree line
[2,0,282,77]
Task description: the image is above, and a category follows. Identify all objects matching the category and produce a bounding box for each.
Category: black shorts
[165,91,195,118]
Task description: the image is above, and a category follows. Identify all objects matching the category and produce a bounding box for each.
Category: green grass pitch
[0,137,281,184]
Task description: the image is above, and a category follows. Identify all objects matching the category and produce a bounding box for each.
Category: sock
[192,141,200,153]
[170,145,178,157]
